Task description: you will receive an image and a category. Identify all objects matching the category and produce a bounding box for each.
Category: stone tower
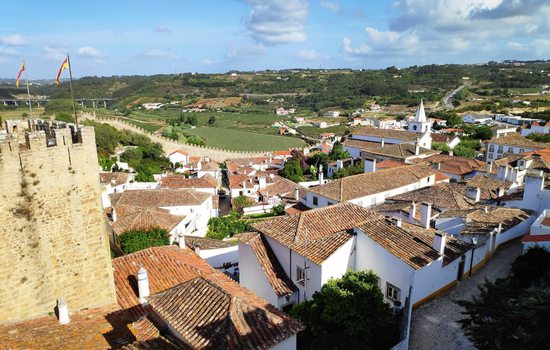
[0,120,116,323]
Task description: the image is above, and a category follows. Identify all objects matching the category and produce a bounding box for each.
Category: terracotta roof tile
[100,172,129,186]
[420,154,486,176]
[253,203,380,264]
[308,164,435,202]
[112,246,303,348]
[240,233,297,296]
[185,236,235,250]
[460,207,532,235]
[356,218,441,270]
[284,202,311,215]
[352,127,421,141]
[376,160,409,169]
[110,189,210,208]
[148,277,302,350]
[160,175,217,189]
[389,182,477,210]
[362,143,438,160]
[112,207,184,235]
[342,138,381,151]
[487,134,548,149]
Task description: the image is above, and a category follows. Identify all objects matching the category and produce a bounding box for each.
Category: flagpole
[66,54,79,126]
[23,61,33,118]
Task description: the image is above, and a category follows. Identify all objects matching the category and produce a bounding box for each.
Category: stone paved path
[409,241,522,350]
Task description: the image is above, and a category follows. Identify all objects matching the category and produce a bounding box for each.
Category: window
[386,282,400,302]
[327,201,334,206]
[312,196,318,206]
[519,149,525,154]
[488,154,494,159]
[489,145,494,152]
[497,146,503,153]
[296,266,306,286]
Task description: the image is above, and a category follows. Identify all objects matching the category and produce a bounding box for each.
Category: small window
[497,146,503,153]
[488,154,494,159]
[327,201,334,206]
[313,196,318,206]
[386,282,401,302]
[296,266,306,286]
[489,145,494,152]
[519,148,525,154]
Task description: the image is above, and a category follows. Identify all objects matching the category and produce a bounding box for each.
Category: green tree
[431,142,451,152]
[281,158,305,182]
[272,204,286,216]
[291,270,399,350]
[206,211,251,240]
[232,195,255,213]
[185,115,198,126]
[457,247,550,350]
[329,141,350,160]
[55,112,74,123]
[119,227,170,254]
[208,115,217,125]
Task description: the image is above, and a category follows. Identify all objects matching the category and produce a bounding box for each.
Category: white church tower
[408,99,432,133]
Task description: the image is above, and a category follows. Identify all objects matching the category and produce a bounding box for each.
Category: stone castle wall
[0,124,116,322]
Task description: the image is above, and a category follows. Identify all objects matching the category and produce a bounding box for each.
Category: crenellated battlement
[0,119,96,155]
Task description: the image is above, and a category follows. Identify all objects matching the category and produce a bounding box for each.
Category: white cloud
[0,35,27,46]
[243,0,308,44]
[532,39,550,56]
[507,42,528,51]
[43,45,68,61]
[341,37,371,56]
[320,0,340,13]
[225,43,266,59]
[139,48,179,60]
[77,46,104,58]
[154,25,172,33]
[295,49,327,60]
[0,47,18,56]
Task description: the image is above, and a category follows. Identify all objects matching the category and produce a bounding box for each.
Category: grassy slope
[184,126,306,151]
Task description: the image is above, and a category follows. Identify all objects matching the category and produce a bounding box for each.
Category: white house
[324,111,340,118]
[183,236,239,274]
[522,209,550,252]
[520,121,550,136]
[304,163,435,209]
[239,202,473,348]
[160,174,218,195]
[168,149,189,166]
[109,188,215,241]
[462,114,493,124]
[485,134,547,161]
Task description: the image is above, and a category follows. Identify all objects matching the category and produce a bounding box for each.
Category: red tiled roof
[352,127,420,141]
[169,150,188,156]
[284,202,311,215]
[272,150,292,157]
[110,189,210,208]
[434,171,451,182]
[253,202,380,265]
[112,207,184,235]
[112,246,303,349]
[100,172,129,186]
[376,160,409,169]
[160,175,217,189]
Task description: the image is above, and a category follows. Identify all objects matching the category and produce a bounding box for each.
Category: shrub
[206,211,251,240]
[119,228,170,254]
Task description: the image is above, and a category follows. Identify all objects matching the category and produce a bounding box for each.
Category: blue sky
[1,0,549,78]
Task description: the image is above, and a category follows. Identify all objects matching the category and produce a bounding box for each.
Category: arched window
[413,125,417,131]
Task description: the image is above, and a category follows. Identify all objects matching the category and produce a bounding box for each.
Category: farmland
[183,126,306,151]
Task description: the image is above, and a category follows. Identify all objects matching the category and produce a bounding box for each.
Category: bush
[272,204,286,216]
[55,112,75,123]
[206,211,251,240]
[119,228,170,254]
[432,142,451,152]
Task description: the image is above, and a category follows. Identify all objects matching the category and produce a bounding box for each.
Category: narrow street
[409,241,522,350]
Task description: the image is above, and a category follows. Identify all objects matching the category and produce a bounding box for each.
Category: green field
[125,119,162,132]
[184,126,306,151]
[297,124,353,138]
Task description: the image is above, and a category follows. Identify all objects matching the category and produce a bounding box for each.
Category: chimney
[319,165,324,185]
[487,161,493,174]
[433,232,446,255]
[137,265,150,303]
[483,206,489,214]
[294,188,300,201]
[466,187,481,203]
[415,141,420,156]
[392,217,402,228]
[178,235,186,249]
[433,162,441,171]
[449,150,454,157]
[197,161,202,171]
[420,202,432,229]
[409,202,417,224]
[364,157,377,173]
[380,139,385,148]
[259,176,267,190]
[57,297,70,325]
[194,243,201,255]
[336,159,344,170]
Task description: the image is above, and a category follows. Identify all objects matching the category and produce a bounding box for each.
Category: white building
[520,121,550,136]
[168,149,189,166]
[522,209,550,252]
[108,188,215,241]
[304,163,435,209]
[485,134,547,161]
[407,100,432,133]
[324,111,340,118]
[462,114,493,124]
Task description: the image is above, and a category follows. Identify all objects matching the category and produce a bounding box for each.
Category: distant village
[1,97,550,350]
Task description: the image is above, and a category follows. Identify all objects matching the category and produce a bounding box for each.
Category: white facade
[408,100,432,133]
[462,114,492,124]
[304,174,435,209]
[485,142,539,161]
[520,123,550,136]
[522,209,550,252]
[168,151,189,165]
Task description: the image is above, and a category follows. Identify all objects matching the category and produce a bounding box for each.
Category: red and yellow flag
[15,63,25,88]
[55,57,69,85]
